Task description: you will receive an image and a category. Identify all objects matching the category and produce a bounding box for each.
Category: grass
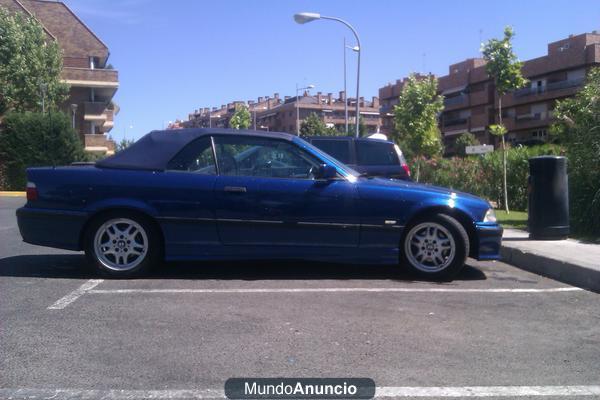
[495,209,528,230]
[495,210,599,242]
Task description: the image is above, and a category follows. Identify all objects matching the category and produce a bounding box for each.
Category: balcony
[504,112,552,131]
[62,67,119,94]
[503,77,584,108]
[443,117,468,127]
[100,109,115,133]
[443,94,467,107]
[83,102,109,122]
[513,78,584,98]
[84,134,115,155]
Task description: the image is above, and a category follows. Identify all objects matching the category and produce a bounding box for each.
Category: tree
[0,7,68,115]
[229,105,251,129]
[481,26,527,213]
[348,116,368,137]
[456,132,480,156]
[552,67,600,236]
[300,112,339,136]
[116,138,135,152]
[392,74,444,181]
[0,111,86,189]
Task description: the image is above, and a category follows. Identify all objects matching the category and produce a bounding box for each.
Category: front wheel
[400,213,469,280]
[84,213,161,277]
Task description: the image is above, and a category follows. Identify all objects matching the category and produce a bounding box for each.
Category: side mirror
[310,164,337,180]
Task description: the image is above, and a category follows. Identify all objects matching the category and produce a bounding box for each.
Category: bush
[0,111,87,190]
[552,67,600,237]
[416,144,563,210]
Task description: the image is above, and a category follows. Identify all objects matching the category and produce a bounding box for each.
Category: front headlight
[483,208,497,223]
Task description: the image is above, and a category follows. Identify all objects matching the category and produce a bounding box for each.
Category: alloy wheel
[93,218,148,271]
[404,222,456,273]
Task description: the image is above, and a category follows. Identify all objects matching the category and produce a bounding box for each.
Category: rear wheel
[84,213,160,277]
[400,213,469,279]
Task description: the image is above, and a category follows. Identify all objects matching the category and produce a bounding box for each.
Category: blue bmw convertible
[17,128,502,279]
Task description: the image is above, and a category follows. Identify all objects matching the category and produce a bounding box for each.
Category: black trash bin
[528,156,569,239]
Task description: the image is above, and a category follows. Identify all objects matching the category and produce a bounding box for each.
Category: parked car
[304,135,411,180]
[17,128,502,279]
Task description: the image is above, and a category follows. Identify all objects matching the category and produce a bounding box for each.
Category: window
[213,136,319,179]
[167,137,216,174]
[356,141,399,166]
[310,139,352,164]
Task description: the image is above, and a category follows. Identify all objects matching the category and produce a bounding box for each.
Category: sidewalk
[501,228,600,292]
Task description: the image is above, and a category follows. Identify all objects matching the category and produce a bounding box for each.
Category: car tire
[84,212,161,278]
[400,213,469,280]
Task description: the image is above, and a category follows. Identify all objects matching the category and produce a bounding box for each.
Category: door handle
[223,186,247,193]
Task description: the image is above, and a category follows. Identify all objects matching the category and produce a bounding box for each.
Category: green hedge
[0,111,87,190]
[416,144,563,211]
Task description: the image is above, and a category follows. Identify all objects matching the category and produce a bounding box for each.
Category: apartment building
[379,32,600,154]
[184,91,381,135]
[1,0,118,154]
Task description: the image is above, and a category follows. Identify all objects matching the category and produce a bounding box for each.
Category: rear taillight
[402,164,411,177]
[26,182,38,201]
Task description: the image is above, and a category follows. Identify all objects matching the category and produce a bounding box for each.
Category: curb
[0,191,25,197]
[501,245,600,293]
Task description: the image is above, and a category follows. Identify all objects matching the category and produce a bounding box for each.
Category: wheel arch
[403,206,478,259]
[79,207,165,258]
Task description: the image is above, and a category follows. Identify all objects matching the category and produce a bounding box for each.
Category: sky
[63,0,600,141]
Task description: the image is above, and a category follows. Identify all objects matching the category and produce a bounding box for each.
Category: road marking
[89,287,583,294]
[0,388,225,399]
[0,191,26,197]
[47,279,104,310]
[1,386,600,399]
[376,385,600,397]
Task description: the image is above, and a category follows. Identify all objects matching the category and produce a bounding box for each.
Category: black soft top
[96,128,294,171]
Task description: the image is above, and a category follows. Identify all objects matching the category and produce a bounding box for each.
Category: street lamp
[296,83,315,135]
[294,12,362,137]
[344,38,359,134]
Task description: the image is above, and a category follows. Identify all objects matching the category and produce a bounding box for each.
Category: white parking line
[47,279,104,310]
[1,386,600,399]
[89,287,583,294]
[375,385,600,397]
[0,388,224,399]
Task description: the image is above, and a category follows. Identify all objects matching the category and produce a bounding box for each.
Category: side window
[310,139,351,164]
[213,136,319,179]
[356,141,400,166]
[166,137,216,174]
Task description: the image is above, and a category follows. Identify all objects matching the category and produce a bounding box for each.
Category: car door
[154,136,219,256]
[213,135,359,248]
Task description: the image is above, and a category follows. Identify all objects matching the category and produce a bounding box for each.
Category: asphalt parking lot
[1,196,599,399]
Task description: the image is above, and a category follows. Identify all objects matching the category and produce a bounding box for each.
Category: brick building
[184,91,381,135]
[379,32,600,154]
[1,0,118,154]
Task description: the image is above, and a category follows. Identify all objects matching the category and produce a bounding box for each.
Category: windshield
[292,136,360,179]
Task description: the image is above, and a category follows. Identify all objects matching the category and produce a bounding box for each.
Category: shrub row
[0,111,87,190]
[415,144,564,211]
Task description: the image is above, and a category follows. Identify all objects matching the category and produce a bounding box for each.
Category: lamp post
[253,106,267,130]
[70,104,78,130]
[344,38,359,134]
[294,12,362,138]
[39,82,47,113]
[296,83,315,135]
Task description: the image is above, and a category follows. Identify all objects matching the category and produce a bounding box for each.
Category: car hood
[358,177,490,205]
